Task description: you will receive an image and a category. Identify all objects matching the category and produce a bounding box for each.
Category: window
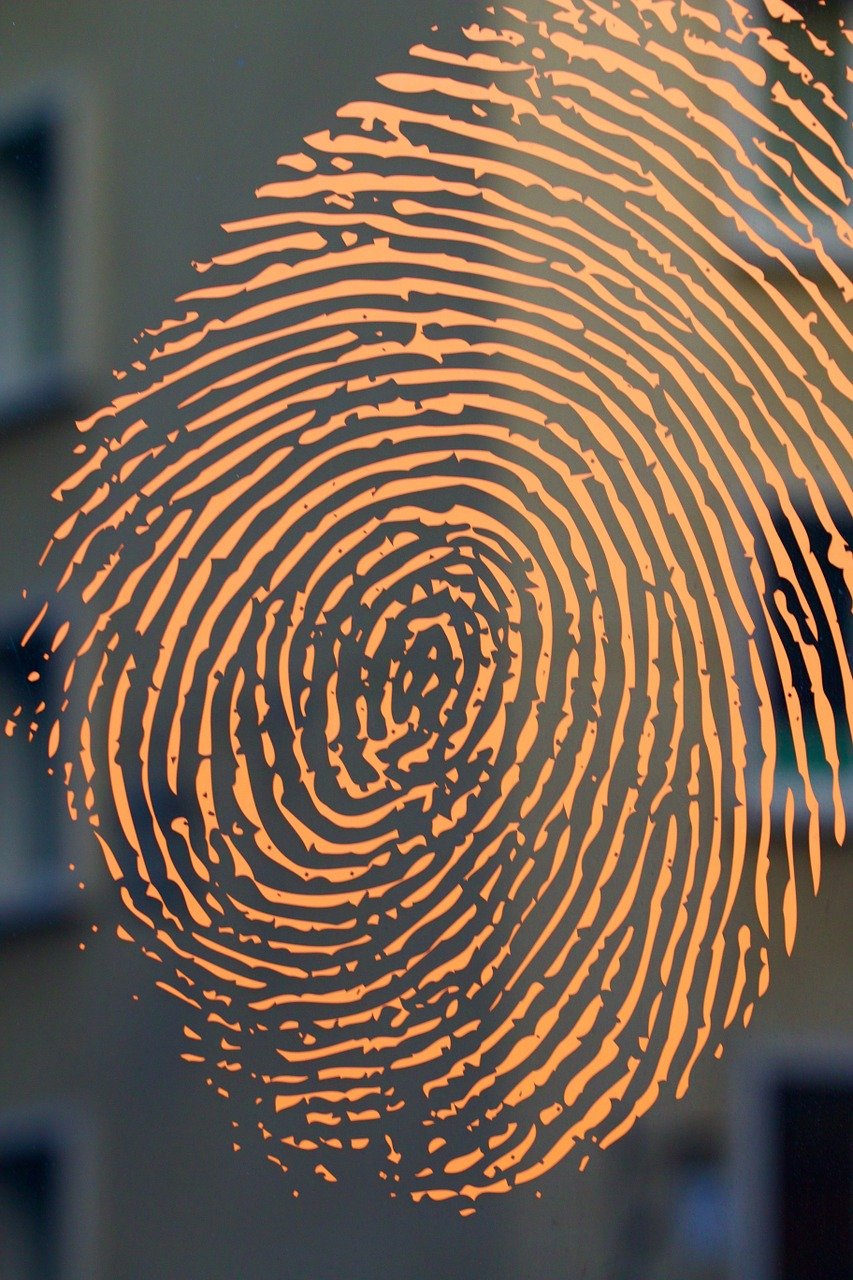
[0,82,97,425]
[724,0,852,263]
[761,505,853,817]
[0,1145,61,1280]
[0,113,61,398]
[775,1078,852,1280]
[731,1043,853,1280]
[0,1112,95,1280]
[610,1125,730,1279]
[761,0,851,207]
[0,620,67,929]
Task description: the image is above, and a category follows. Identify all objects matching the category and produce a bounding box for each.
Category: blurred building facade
[0,3,850,1279]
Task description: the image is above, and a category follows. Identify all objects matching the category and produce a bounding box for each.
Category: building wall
[0,4,849,1279]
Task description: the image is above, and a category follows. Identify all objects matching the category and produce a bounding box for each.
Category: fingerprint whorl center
[33,0,853,1203]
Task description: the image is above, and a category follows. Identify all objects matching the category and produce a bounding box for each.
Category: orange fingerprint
[19,0,853,1202]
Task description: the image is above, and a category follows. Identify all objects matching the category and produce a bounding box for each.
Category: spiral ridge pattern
[32,0,852,1201]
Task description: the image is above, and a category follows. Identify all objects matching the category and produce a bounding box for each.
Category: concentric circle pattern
[29,0,852,1202]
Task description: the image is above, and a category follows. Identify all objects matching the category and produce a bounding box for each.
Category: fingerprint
[26,0,852,1202]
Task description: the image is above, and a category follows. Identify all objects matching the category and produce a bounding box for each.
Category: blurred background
[0,2,850,1277]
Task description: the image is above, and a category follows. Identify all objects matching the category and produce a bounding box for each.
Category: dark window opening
[775,1078,853,1280]
[0,625,63,925]
[0,110,62,393]
[0,1144,61,1280]
[763,508,853,784]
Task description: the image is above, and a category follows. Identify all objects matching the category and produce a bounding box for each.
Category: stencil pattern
[24,0,853,1202]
